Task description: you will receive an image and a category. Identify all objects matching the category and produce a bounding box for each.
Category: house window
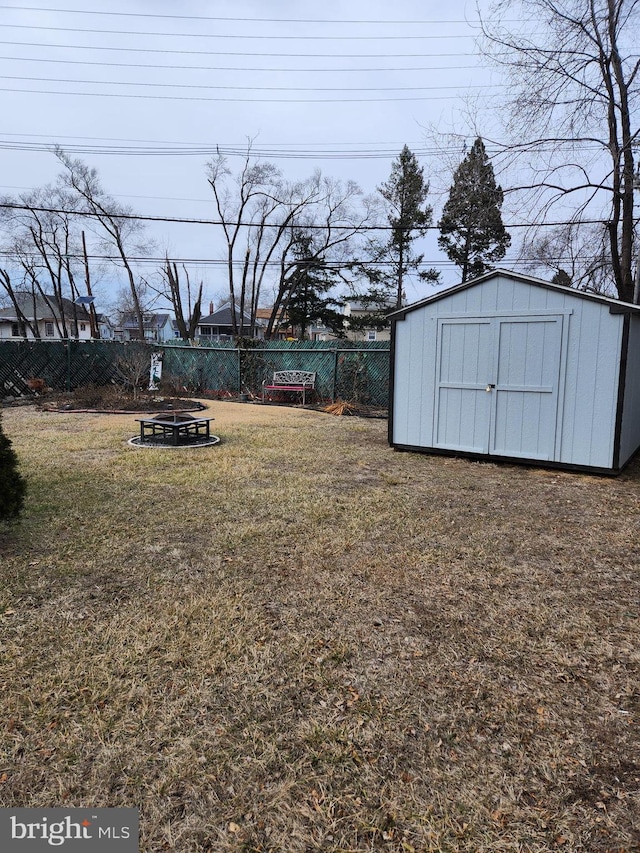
[80,323,86,332]
[11,322,20,337]
[367,330,377,341]
[45,322,54,337]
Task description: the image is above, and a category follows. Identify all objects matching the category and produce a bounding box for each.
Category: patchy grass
[0,402,639,853]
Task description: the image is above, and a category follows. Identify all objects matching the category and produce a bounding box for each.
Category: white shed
[389,269,640,474]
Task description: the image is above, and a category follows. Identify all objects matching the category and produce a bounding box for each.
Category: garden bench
[262,370,316,406]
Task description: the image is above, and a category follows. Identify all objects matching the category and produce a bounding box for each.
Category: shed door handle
[486,383,496,391]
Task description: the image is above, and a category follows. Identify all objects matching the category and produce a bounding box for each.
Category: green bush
[0,409,26,520]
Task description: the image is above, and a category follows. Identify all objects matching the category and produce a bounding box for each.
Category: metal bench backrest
[272,370,316,386]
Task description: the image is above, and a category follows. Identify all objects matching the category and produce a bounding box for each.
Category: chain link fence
[0,339,391,408]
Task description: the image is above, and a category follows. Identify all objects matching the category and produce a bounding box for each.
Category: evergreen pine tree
[377,145,439,308]
[284,234,345,339]
[438,138,511,283]
[0,408,26,521]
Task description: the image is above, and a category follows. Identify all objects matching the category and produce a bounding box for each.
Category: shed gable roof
[388,269,638,320]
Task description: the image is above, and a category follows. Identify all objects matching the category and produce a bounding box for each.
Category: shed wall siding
[392,274,623,469]
[618,314,640,466]
[558,296,621,468]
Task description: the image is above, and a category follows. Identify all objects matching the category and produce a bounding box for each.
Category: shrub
[113,345,152,401]
[0,408,26,520]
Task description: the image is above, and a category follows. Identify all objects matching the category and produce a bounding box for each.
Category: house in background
[0,293,93,340]
[114,312,177,342]
[96,313,115,340]
[255,307,291,339]
[306,319,338,342]
[342,300,393,342]
[198,302,267,341]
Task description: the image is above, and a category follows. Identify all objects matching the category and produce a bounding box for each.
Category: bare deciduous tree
[523,221,617,295]
[114,345,151,401]
[162,259,203,342]
[265,176,377,338]
[0,184,87,337]
[480,0,639,301]
[55,147,153,337]
[207,146,286,336]
[206,144,377,338]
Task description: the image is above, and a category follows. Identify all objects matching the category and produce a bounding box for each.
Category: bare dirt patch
[31,384,203,414]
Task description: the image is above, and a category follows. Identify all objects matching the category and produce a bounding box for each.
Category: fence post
[331,349,338,402]
[66,339,72,391]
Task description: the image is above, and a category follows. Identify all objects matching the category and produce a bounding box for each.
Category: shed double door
[434,315,564,460]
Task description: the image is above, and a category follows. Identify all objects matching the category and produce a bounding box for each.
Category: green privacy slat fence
[161,345,241,396]
[0,339,131,395]
[242,342,390,407]
[0,339,390,407]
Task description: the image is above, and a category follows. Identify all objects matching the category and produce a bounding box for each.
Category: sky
[0,0,509,311]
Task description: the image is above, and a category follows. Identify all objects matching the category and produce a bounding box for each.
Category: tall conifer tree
[438,138,511,282]
[377,145,439,308]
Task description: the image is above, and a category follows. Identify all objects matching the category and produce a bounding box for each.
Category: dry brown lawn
[0,401,639,852]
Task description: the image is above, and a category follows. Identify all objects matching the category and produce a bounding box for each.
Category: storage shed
[389,269,640,474]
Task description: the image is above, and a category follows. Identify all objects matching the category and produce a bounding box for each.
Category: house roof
[345,300,395,313]
[388,268,640,320]
[199,303,266,327]
[119,312,172,330]
[0,292,90,322]
[255,307,287,321]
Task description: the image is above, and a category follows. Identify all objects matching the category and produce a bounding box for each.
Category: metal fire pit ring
[128,434,221,449]
[129,413,221,448]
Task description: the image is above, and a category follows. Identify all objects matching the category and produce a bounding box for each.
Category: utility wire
[0,86,487,103]
[0,39,480,59]
[0,251,458,267]
[0,6,485,24]
[0,200,610,232]
[0,142,443,159]
[0,74,497,93]
[0,252,612,273]
[1,23,476,40]
[0,132,605,160]
[0,55,482,73]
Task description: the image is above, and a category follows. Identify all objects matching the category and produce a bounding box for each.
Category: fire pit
[129,413,220,448]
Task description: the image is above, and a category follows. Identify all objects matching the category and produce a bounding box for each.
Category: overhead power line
[0,131,605,158]
[0,134,451,161]
[0,140,441,159]
[0,74,497,94]
[0,55,482,73]
[0,39,479,59]
[0,137,605,161]
[0,6,484,24]
[0,200,609,232]
[0,250,614,273]
[1,22,477,40]
[0,86,488,103]
[0,250,457,268]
